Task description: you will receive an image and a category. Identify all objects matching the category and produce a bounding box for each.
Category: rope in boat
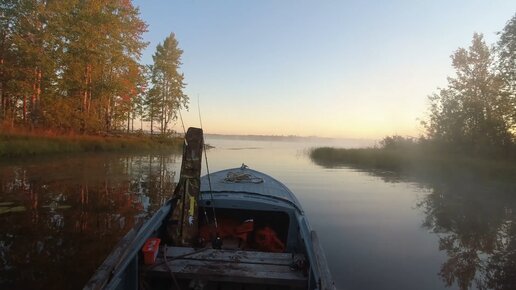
[223,171,264,184]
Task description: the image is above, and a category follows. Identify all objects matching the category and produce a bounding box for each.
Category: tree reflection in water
[360,168,516,290]
[310,157,516,290]
[0,153,179,290]
[419,182,516,290]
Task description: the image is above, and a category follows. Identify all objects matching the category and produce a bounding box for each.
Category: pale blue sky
[133,0,515,138]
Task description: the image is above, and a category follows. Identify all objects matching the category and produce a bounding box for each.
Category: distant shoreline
[205,133,375,143]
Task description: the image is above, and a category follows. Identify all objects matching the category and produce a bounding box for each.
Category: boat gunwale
[84,199,175,290]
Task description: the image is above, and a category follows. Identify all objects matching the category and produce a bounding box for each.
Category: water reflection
[0,153,179,289]
[311,157,516,290]
[419,183,516,290]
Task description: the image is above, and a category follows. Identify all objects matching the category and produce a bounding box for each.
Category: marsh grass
[0,130,183,158]
[310,147,516,183]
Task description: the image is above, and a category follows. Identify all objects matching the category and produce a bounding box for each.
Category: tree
[144,64,160,135]
[129,65,148,132]
[148,33,188,135]
[0,0,148,133]
[425,33,514,155]
[497,13,516,134]
[56,0,147,132]
[0,0,50,126]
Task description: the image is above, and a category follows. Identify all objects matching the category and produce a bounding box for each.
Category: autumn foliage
[0,0,185,135]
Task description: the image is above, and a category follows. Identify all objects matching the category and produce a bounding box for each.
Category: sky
[132,0,516,139]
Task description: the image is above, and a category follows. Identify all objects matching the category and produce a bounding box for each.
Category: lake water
[0,136,515,290]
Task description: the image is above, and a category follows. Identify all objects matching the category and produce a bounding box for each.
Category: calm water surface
[1,136,515,290]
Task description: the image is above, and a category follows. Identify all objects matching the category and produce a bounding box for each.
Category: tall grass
[309,146,516,182]
[0,130,183,158]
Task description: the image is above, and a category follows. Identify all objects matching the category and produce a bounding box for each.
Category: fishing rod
[174,96,219,248]
[197,95,219,235]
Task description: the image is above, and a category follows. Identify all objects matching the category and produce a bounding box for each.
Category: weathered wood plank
[164,246,304,266]
[147,258,306,288]
[310,231,336,290]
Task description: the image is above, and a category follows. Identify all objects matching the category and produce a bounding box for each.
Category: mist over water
[0,137,514,289]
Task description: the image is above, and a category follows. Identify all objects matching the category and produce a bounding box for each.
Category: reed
[309,147,516,182]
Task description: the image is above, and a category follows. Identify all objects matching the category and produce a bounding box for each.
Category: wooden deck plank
[164,246,304,266]
[149,259,306,287]
[145,247,307,288]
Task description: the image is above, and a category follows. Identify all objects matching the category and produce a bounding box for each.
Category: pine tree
[149,33,188,135]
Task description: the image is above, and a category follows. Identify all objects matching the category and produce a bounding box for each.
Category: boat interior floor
[142,246,308,290]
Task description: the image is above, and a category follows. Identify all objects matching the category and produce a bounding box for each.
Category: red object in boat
[199,218,255,243]
[235,219,254,241]
[142,238,161,265]
[255,227,285,253]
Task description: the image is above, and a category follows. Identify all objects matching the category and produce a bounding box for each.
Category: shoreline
[309,147,516,183]
[0,131,183,158]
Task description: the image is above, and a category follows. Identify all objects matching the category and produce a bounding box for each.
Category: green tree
[497,13,516,134]
[425,33,514,155]
[144,64,161,135]
[149,33,188,135]
[129,65,148,132]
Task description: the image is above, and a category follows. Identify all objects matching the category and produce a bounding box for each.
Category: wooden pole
[167,127,203,246]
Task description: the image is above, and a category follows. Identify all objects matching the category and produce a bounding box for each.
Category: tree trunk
[106,97,111,132]
[87,64,92,113]
[23,95,27,123]
[9,97,14,128]
[161,78,166,134]
[82,64,92,132]
[0,82,3,117]
[31,68,37,124]
[0,85,3,119]
[161,94,164,134]
[0,56,4,119]
[83,66,88,113]
[150,112,153,135]
[35,68,42,123]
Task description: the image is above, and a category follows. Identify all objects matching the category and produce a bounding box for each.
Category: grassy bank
[0,131,183,158]
[309,147,516,182]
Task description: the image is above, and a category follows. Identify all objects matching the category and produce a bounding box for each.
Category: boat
[84,127,336,290]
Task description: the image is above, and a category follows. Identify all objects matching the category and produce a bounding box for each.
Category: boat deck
[144,246,307,289]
